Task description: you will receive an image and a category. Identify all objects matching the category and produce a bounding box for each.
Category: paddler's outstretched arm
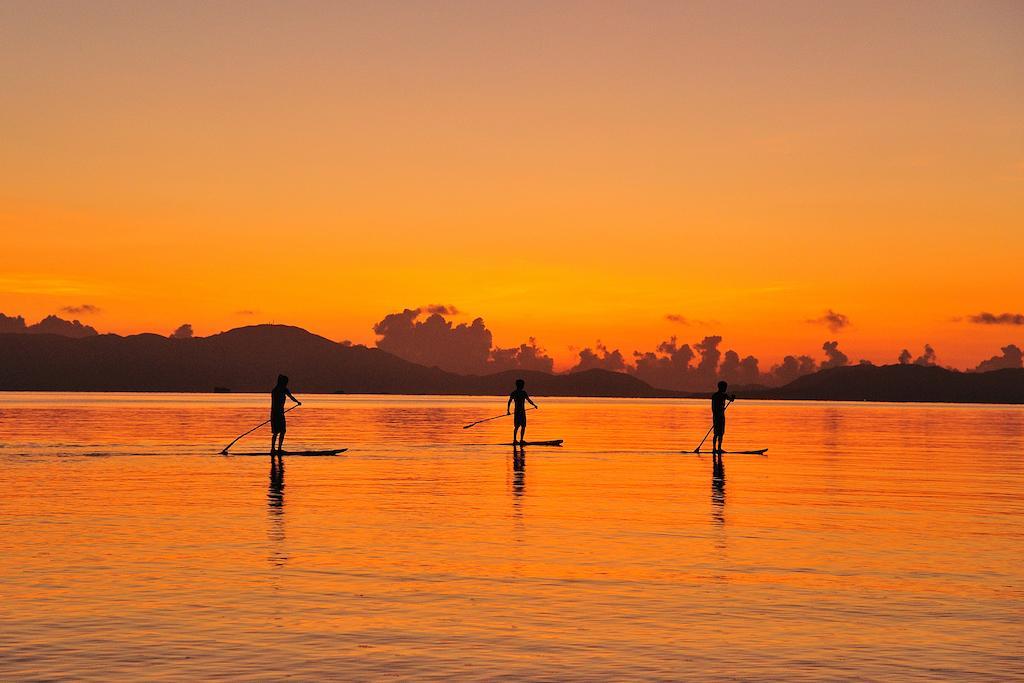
[526,393,538,409]
[286,389,302,406]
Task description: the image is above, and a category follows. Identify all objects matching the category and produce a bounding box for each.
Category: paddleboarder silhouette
[711,380,736,455]
[507,379,538,445]
[271,374,301,456]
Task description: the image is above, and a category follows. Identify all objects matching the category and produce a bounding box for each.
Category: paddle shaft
[221,403,299,454]
[463,405,537,429]
[694,399,732,452]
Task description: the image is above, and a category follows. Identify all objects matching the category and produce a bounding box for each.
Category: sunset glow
[2,2,1021,370]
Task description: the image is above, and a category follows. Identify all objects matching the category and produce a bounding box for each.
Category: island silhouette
[0,323,1021,403]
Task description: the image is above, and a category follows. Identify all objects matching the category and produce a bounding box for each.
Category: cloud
[899,345,937,366]
[570,342,626,373]
[968,312,1024,325]
[914,344,937,366]
[974,344,1023,372]
[694,336,723,380]
[769,355,817,385]
[491,338,555,373]
[820,340,849,369]
[369,308,1015,387]
[60,304,100,315]
[423,304,459,316]
[626,334,842,390]
[807,309,850,332]
[719,349,761,386]
[374,309,491,373]
[373,307,552,375]
[170,324,193,339]
[628,335,766,390]
[631,337,697,390]
[234,309,258,316]
[665,313,716,326]
[0,313,27,334]
[32,316,98,338]
[0,313,98,337]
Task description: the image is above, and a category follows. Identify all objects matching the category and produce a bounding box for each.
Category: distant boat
[213,386,231,393]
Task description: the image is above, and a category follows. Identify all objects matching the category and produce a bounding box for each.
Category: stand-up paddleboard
[680,448,767,455]
[225,448,348,457]
[501,440,564,447]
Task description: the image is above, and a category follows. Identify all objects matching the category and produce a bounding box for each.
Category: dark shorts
[271,414,286,434]
[713,416,725,436]
[514,412,527,427]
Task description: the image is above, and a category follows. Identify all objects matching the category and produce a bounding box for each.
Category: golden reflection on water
[1,393,1022,679]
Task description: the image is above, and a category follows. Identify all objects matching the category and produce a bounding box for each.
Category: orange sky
[1,1,1021,370]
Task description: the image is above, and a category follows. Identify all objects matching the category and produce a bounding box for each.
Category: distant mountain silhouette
[748,363,1024,404]
[0,324,677,397]
[1,325,1020,402]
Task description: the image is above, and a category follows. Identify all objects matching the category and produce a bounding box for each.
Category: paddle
[463,406,537,429]
[692,398,732,453]
[220,404,300,454]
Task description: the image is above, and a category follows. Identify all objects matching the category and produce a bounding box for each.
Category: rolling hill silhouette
[0,325,674,397]
[0,324,1020,402]
[748,363,1024,404]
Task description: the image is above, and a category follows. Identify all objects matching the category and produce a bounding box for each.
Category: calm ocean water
[1,393,1022,680]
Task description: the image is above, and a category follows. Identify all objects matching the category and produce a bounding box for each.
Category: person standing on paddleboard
[271,374,301,455]
[711,380,735,455]
[507,379,538,445]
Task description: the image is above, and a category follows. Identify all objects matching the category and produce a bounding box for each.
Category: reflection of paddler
[270,374,301,455]
[711,381,735,455]
[506,379,538,446]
